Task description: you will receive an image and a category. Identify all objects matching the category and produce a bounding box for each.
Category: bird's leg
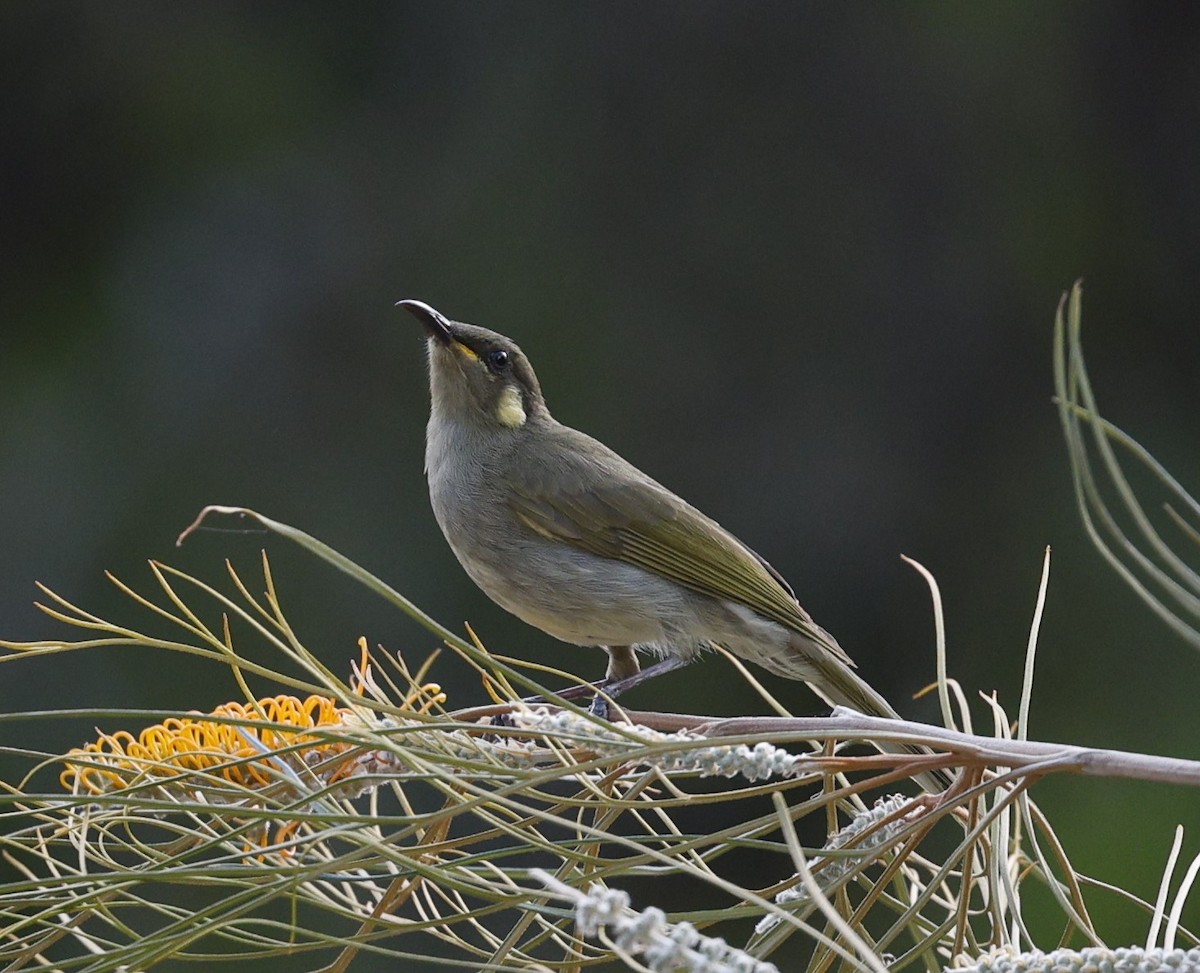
[600,654,690,697]
[515,648,689,716]
[515,645,632,708]
[605,645,640,681]
[588,653,692,718]
[587,645,638,718]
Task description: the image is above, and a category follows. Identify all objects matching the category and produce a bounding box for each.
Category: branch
[450,703,1200,788]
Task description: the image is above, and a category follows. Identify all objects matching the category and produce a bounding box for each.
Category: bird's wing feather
[504,427,855,667]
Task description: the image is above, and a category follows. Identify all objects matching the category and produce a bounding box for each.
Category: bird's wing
[504,428,854,667]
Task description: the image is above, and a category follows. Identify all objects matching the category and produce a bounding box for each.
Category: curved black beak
[396,299,453,344]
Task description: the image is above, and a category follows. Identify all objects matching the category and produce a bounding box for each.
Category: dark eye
[486,349,510,373]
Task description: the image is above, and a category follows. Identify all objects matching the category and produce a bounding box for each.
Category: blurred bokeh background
[4,1,1200,958]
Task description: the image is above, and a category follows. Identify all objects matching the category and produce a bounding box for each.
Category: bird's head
[397,300,548,431]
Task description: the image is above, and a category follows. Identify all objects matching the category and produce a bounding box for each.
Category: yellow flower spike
[61,692,366,798]
[482,673,508,706]
[273,820,302,855]
[57,649,451,846]
[463,621,516,703]
[351,636,372,695]
[408,683,446,714]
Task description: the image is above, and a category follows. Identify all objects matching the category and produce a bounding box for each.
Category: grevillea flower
[61,685,444,802]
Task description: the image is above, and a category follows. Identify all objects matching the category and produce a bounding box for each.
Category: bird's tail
[781,628,952,793]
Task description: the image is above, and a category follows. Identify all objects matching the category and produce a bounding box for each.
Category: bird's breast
[428,476,680,647]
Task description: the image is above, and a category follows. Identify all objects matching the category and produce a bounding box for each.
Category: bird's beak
[396,299,454,345]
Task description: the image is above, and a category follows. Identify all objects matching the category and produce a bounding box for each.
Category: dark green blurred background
[4,1,1200,954]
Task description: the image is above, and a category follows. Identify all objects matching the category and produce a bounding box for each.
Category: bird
[399,299,944,787]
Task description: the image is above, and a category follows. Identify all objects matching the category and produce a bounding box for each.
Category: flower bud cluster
[952,946,1200,973]
[510,707,813,782]
[534,870,779,973]
[756,793,919,934]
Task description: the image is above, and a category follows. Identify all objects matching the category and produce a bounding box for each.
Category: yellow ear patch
[452,341,479,362]
[496,385,527,427]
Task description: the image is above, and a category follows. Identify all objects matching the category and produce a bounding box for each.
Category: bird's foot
[518,655,692,718]
[597,654,691,700]
[588,656,692,718]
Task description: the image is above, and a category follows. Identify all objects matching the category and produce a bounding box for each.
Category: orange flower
[61,688,441,798]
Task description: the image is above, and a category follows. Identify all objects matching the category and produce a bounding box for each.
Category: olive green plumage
[400,299,944,789]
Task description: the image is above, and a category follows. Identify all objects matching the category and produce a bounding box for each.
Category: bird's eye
[486,349,510,373]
